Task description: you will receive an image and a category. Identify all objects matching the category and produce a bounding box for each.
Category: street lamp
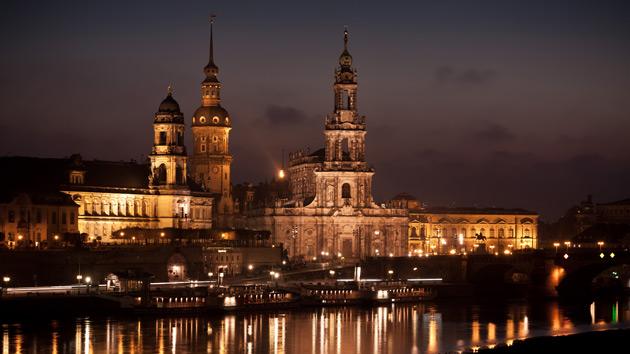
[77,274,83,286]
[329,270,335,278]
[553,242,560,253]
[388,270,394,280]
[598,241,604,252]
[564,241,571,252]
[3,276,9,295]
[85,277,92,294]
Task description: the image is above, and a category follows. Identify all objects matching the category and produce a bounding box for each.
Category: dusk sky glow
[1,1,628,219]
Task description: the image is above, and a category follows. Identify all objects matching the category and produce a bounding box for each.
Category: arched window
[480,228,486,236]
[157,164,167,184]
[490,228,495,238]
[509,228,514,238]
[498,228,505,238]
[411,227,418,237]
[524,228,531,238]
[342,183,351,198]
[461,228,467,237]
[452,228,457,238]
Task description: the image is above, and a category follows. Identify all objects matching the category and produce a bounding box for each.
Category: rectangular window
[51,212,57,224]
[200,144,206,152]
[70,212,75,224]
[61,212,67,224]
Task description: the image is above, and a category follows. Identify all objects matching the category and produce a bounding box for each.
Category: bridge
[361,249,630,298]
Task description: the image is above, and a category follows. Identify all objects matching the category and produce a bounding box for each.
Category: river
[1,297,629,353]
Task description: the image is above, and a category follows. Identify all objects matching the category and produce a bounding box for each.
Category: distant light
[278,169,285,179]
[563,254,569,259]
[610,253,615,258]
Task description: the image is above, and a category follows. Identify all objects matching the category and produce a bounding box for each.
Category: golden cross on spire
[167,86,172,95]
[210,12,216,24]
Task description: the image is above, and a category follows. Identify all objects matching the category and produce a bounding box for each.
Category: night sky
[1,1,629,220]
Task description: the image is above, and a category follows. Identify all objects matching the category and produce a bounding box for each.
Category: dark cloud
[435,66,497,85]
[262,104,307,125]
[469,123,515,143]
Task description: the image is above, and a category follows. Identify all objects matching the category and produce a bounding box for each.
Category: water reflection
[1,298,630,354]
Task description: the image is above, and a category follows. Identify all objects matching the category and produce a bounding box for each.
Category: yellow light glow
[278,169,285,179]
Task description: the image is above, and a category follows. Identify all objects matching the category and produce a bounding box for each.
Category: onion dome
[158,86,181,113]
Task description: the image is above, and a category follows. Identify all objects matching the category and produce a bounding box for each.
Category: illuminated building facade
[407,204,539,255]
[247,28,409,261]
[0,192,79,248]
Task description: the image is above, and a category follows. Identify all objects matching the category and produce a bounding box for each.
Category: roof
[599,198,630,207]
[0,155,208,194]
[410,206,538,216]
[0,191,78,206]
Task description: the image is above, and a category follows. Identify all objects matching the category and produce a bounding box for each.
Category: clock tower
[189,16,234,226]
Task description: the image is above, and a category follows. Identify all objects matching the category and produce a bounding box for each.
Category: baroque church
[246,28,409,261]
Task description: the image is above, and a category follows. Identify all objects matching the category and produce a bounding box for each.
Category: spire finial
[343,25,348,50]
[209,13,216,64]
[167,86,172,96]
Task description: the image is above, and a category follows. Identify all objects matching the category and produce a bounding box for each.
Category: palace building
[392,193,539,254]
[246,28,409,261]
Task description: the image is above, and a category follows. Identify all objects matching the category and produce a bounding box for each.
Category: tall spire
[209,13,216,66]
[204,13,219,80]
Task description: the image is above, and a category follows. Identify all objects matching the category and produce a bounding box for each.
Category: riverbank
[473,328,629,353]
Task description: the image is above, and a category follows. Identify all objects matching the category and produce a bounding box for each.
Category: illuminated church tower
[149,87,192,227]
[189,17,234,227]
[249,27,408,261]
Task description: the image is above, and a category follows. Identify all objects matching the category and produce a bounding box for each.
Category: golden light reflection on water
[2,299,630,353]
[487,322,496,342]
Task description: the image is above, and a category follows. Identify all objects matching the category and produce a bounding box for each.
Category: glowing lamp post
[597,241,604,252]
[564,241,571,252]
[76,274,83,286]
[2,276,9,296]
[85,277,92,294]
[388,269,394,280]
[329,270,335,279]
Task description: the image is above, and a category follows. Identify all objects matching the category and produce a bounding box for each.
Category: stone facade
[0,192,79,248]
[408,206,538,255]
[247,28,409,262]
